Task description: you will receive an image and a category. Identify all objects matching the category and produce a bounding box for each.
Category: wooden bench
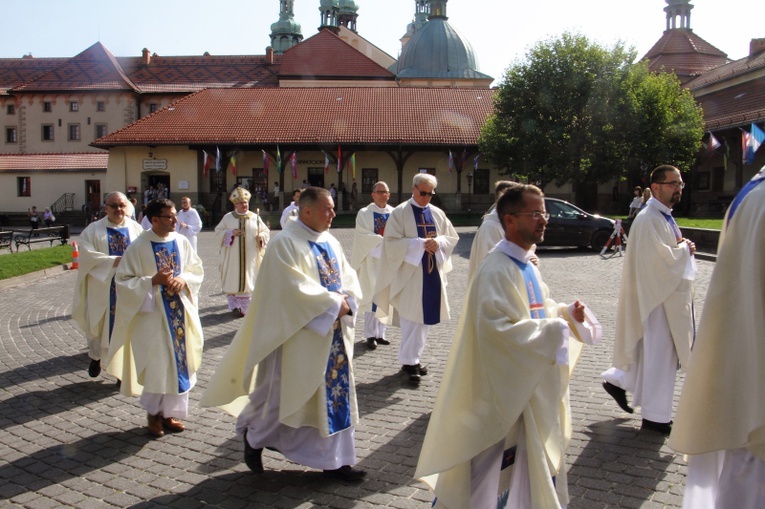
[0,230,13,253]
[14,224,70,251]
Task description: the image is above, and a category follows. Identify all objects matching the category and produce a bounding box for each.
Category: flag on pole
[215,146,221,173]
[290,151,297,179]
[350,153,356,180]
[203,151,214,176]
[262,150,269,171]
[473,154,480,170]
[746,123,765,164]
[448,150,455,174]
[276,145,282,173]
[322,150,330,173]
[337,145,342,173]
[228,151,237,174]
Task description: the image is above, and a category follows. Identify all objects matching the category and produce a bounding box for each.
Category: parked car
[541,197,617,251]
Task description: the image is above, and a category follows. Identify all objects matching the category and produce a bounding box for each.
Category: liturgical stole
[659,211,683,244]
[411,204,442,325]
[508,256,547,319]
[309,241,352,435]
[106,227,131,341]
[151,240,190,393]
[371,211,390,313]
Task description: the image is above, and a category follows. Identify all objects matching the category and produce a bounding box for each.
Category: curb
[0,263,72,289]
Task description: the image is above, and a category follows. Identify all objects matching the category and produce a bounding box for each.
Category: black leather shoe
[366,338,377,350]
[243,431,264,473]
[641,419,672,436]
[323,465,366,482]
[416,363,428,376]
[376,338,391,345]
[402,365,421,382]
[602,381,633,413]
[88,359,101,378]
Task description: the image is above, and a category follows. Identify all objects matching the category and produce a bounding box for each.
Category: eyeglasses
[415,187,435,197]
[106,203,127,209]
[373,190,390,194]
[513,211,550,221]
[655,181,685,189]
[156,214,178,220]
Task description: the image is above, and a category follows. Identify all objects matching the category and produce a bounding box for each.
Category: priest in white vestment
[176,196,203,252]
[602,165,696,435]
[105,198,205,438]
[279,188,301,228]
[72,191,143,379]
[214,187,269,317]
[374,173,458,382]
[416,184,600,509]
[201,187,366,482]
[350,181,394,350]
[669,166,765,509]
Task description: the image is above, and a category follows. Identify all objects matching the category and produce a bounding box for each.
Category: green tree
[479,33,704,197]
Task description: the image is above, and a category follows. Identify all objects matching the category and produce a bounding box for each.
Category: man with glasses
[73,191,143,380]
[416,184,599,508]
[105,198,205,438]
[375,173,458,382]
[351,181,394,350]
[602,164,696,435]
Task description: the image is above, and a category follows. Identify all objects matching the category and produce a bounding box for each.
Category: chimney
[265,46,274,64]
[750,38,765,56]
[142,48,151,66]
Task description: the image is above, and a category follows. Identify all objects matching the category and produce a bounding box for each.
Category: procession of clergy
[71,165,765,508]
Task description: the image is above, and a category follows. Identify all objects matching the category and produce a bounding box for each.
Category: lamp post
[466,172,473,212]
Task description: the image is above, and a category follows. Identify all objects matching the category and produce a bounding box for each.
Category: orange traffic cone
[71,241,79,270]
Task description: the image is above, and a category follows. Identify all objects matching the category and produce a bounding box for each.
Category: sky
[2,0,763,85]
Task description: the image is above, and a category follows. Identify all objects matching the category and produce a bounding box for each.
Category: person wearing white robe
[72,191,143,379]
[374,173,458,382]
[350,181,394,350]
[279,189,301,228]
[602,165,696,435]
[176,196,203,252]
[105,198,205,438]
[201,187,366,481]
[214,187,269,317]
[416,184,600,509]
[668,165,765,509]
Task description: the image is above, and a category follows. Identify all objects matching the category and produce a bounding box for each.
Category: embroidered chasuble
[106,227,131,339]
[309,241,351,434]
[151,240,190,393]
[412,204,441,325]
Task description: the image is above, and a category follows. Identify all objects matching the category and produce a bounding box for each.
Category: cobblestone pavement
[0,227,714,508]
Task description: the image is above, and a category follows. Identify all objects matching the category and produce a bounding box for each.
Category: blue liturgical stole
[411,204,442,325]
[151,240,190,393]
[727,171,765,225]
[309,241,352,435]
[508,256,547,319]
[371,211,390,313]
[106,227,131,341]
[659,211,683,244]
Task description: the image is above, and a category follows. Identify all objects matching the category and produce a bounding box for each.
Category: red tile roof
[92,87,495,147]
[686,50,765,90]
[642,29,729,82]
[0,58,65,95]
[0,152,108,172]
[693,76,765,130]
[279,29,395,81]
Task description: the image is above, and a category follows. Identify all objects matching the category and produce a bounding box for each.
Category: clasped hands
[152,268,187,294]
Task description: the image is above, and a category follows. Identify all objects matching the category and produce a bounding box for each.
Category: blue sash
[412,204,442,325]
[727,170,765,225]
[659,211,683,243]
[151,240,190,393]
[107,227,131,341]
[309,241,351,435]
[371,211,390,313]
[508,256,547,319]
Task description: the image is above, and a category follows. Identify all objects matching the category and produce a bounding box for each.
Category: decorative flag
[746,123,765,164]
[473,154,480,170]
[706,133,721,152]
[350,153,356,180]
[276,145,282,174]
[215,146,221,174]
[448,150,455,174]
[203,151,214,176]
[323,150,330,173]
[262,150,269,171]
[228,151,237,174]
[290,151,297,179]
[337,145,343,173]
[461,148,468,169]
